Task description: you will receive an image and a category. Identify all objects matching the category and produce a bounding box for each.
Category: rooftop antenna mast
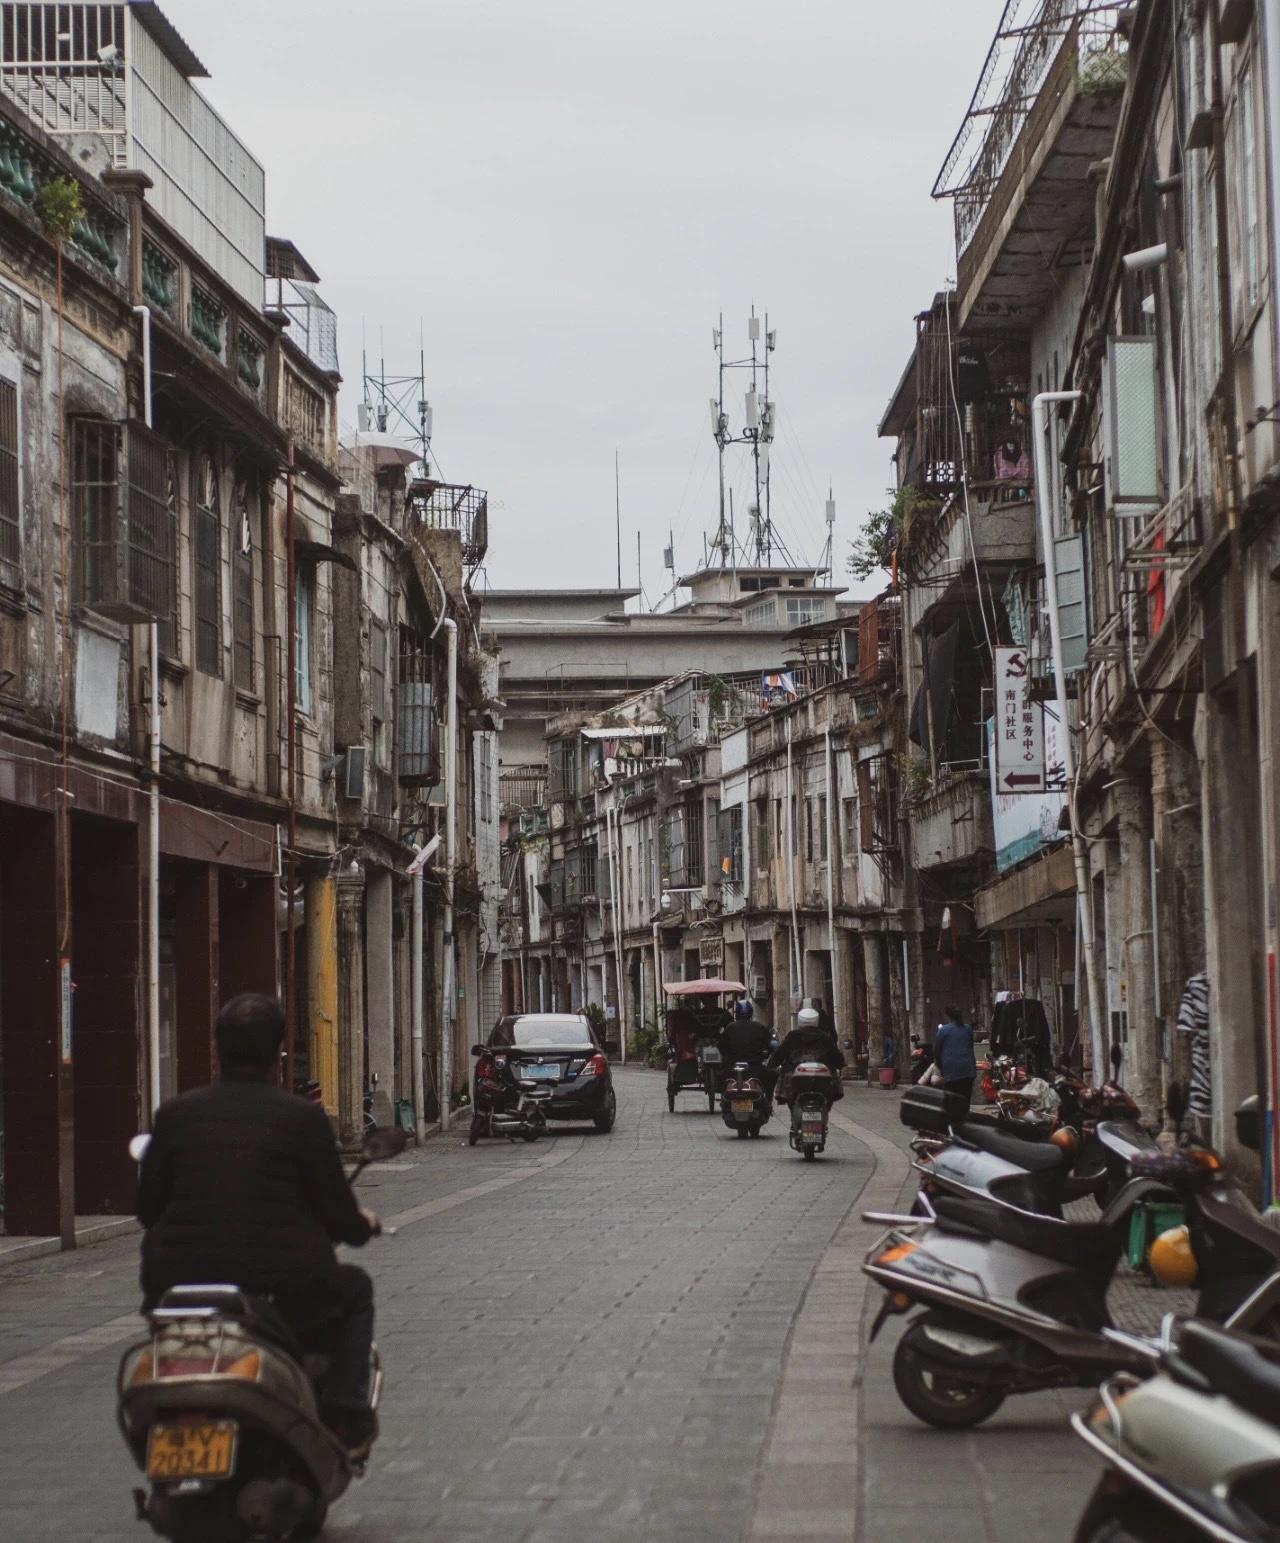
[359,318,435,478]
[709,309,778,568]
[818,485,836,580]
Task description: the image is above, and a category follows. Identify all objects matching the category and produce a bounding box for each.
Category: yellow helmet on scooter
[1149,1224,1197,1288]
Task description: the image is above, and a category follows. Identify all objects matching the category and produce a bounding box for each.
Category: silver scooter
[1072,1317,1280,1543]
[863,1111,1280,1428]
[901,1084,1147,1218]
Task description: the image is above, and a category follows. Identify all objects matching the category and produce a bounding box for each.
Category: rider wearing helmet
[773,1004,845,1104]
[718,998,777,1098]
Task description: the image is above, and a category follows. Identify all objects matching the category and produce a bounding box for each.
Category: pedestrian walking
[933,1005,977,1105]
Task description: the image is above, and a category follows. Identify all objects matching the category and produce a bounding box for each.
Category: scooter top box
[899,1084,969,1135]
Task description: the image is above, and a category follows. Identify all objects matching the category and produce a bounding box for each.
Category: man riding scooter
[773,1003,845,1107]
[718,998,777,1102]
[136,993,382,1460]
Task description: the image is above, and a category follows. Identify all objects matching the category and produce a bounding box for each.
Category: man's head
[735,998,754,1022]
[215,993,284,1080]
[811,996,824,1012]
[797,1005,820,1031]
[945,1004,962,1024]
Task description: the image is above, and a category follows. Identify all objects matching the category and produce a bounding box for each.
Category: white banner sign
[994,646,1045,793]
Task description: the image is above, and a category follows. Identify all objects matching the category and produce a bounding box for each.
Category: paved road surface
[0,1070,1127,1541]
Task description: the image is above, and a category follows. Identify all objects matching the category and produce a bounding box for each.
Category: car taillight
[580,1054,608,1079]
[476,1056,495,1081]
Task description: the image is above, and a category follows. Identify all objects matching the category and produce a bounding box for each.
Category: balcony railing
[406,478,488,568]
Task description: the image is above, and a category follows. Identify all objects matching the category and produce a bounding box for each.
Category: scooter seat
[933,1195,1120,1281]
[957,1122,1067,1173]
[1178,1320,1280,1425]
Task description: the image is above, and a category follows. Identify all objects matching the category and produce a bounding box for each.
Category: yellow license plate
[146,1421,238,1481]
[731,1099,753,1115]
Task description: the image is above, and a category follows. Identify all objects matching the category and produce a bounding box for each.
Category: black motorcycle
[720,1062,772,1138]
[785,1059,839,1160]
[118,1126,406,1542]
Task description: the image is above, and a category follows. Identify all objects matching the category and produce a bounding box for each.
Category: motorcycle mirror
[471,1043,485,1057]
[362,1126,408,1163]
[128,1133,151,1163]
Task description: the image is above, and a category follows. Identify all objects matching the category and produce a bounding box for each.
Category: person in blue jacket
[932,1005,977,1104]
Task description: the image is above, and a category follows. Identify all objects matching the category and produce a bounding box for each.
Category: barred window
[74,417,121,606]
[369,616,387,763]
[194,455,222,676]
[0,379,18,579]
[295,563,314,718]
[232,482,254,691]
[128,424,177,653]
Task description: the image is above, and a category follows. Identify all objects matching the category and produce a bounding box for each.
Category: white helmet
[797,1006,820,1030]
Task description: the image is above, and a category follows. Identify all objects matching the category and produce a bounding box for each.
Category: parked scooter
[862,1096,1280,1429]
[118,1125,406,1542]
[785,1059,838,1160]
[468,1046,550,1144]
[901,1084,1114,1218]
[720,1062,771,1138]
[1072,1317,1280,1543]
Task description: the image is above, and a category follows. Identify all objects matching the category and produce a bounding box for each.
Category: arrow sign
[993,646,1046,793]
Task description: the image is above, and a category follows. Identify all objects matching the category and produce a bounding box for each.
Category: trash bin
[1127,1200,1185,1273]
[395,1099,416,1135]
[878,1066,898,1089]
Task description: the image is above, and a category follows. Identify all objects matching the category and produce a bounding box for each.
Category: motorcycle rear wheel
[468,1113,483,1147]
[892,1327,1006,1429]
[803,1146,816,1161]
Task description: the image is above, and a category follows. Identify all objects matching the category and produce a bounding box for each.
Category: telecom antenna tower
[709,309,798,567]
[358,328,435,477]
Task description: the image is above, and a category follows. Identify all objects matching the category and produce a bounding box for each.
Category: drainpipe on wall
[824,724,836,1000]
[440,619,458,1128]
[1031,390,1106,1080]
[784,717,802,1004]
[134,303,162,1119]
[411,862,424,1139]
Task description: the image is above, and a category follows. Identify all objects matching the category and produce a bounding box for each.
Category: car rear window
[507,1016,594,1049]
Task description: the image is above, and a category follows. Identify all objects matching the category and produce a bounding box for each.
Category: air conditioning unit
[343,746,366,801]
[750,974,769,1002]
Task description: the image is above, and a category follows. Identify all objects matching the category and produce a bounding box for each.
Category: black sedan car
[482,1013,617,1133]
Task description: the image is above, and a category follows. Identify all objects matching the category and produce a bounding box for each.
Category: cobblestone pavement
[0,1071,1194,1541]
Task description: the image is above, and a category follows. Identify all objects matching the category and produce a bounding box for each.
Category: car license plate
[521,1063,559,1081]
[146,1422,237,1481]
[731,1098,754,1117]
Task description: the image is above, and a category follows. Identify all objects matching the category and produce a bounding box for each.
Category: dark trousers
[287,1264,375,1414]
[944,1077,974,1106]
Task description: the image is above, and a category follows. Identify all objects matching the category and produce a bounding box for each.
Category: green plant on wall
[36,175,83,243]
[848,485,934,580]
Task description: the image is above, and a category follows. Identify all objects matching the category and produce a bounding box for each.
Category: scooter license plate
[801,1118,824,1138]
[146,1421,238,1481]
[731,1098,754,1117]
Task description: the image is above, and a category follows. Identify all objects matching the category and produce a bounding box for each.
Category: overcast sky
[171,0,996,602]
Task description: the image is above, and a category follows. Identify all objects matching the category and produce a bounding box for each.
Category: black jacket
[775,1027,844,1075]
[718,1021,773,1068]
[137,1078,372,1308]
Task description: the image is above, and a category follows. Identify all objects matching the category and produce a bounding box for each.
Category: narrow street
[0,1070,1110,1542]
